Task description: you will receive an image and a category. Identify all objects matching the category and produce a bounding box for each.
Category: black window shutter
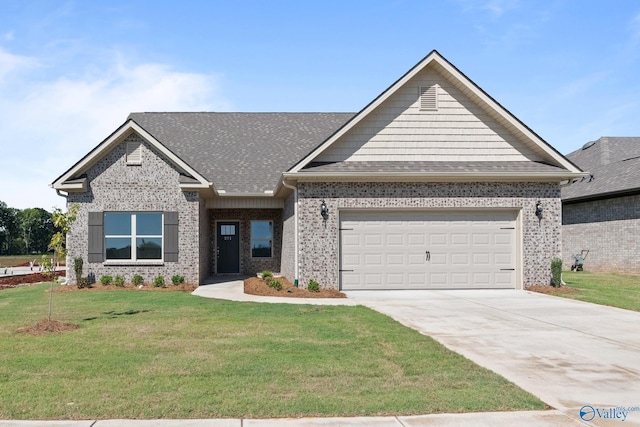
[164,212,179,262]
[88,212,104,262]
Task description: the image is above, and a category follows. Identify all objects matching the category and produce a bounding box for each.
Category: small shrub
[132,274,144,286]
[100,275,113,286]
[114,275,125,287]
[267,278,282,291]
[171,275,185,285]
[77,276,91,289]
[307,279,320,292]
[551,257,563,287]
[261,270,274,280]
[73,257,83,281]
[153,276,165,288]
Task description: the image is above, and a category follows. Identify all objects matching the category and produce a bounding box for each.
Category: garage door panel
[451,253,470,265]
[408,253,426,265]
[386,233,404,245]
[408,233,426,245]
[386,253,404,265]
[340,210,517,290]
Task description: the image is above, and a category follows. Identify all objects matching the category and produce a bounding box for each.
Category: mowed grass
[557,271,640,312]
[0,254,51,267]
[0,284,545,419]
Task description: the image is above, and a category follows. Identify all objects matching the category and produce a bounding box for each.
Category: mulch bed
[0,271,65,290]
[528,285,580,294]
[16,319,79,335]
[54,282,198,292]
[244,276,346,298]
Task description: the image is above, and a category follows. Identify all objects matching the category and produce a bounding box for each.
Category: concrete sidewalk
[0,410,583,426]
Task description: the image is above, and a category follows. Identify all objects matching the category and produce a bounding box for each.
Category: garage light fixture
[535,200,543,220]
[321,199,329,221]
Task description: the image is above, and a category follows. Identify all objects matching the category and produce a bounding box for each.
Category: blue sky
[1,0,639,210]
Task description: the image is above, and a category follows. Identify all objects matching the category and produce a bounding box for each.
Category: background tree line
[0,200,55,255]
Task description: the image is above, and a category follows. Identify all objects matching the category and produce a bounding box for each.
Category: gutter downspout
[281,178,299,286]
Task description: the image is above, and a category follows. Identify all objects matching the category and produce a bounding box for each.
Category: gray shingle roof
[301,161,568,174]
[128,112,354,193]
[562,137,640,201]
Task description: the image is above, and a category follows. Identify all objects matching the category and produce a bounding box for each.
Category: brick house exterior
[562,137,640,274]
[53,51,583,289]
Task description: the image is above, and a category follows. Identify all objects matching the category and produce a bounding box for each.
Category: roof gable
[51,120,212,192]
[289,50,582,176]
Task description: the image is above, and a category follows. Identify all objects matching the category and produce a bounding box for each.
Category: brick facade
[562,194,640,274]
[208,208,283,276]
[66,133,203,285]
[294,181,562,289]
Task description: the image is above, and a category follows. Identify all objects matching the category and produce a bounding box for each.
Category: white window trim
[104,212,164,263]
[250,220,273,259]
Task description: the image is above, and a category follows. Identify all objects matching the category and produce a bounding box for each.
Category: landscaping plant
[267,278,282,291]
[307,279,320,292]
[100,275,113,286]
[551,257,563,287]
[261,270,274,280]
[132,274,144,286]
[73,257,83,284]
[153,276,165,288]
[171,275,185,285]
[114,275,125,287]
[44,204,78,321]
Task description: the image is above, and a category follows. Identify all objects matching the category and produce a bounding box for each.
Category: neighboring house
[52,50,584,290]
[562,137,640,274]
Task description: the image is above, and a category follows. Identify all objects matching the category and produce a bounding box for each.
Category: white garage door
[339,210,517,290]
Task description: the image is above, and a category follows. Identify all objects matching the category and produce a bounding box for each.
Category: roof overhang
[51,119,216,195]
[283,171,585,183]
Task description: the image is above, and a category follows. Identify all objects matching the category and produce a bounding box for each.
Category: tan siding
[316,68,542,163]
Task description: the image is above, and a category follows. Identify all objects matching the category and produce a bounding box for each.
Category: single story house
[562,137,640,274]
[52,50,584,290]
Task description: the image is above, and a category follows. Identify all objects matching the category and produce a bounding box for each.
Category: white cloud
[0,51,230,210]
[0,47,38,83]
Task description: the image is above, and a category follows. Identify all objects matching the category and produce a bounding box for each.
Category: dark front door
[217,222,240,273]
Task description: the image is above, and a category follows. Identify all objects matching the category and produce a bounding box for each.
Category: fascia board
[283,171,586,182]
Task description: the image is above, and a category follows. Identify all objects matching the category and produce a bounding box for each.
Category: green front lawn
[557,271,640,311]
[0,284,545,419]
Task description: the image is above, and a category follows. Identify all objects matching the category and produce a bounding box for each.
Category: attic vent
[126,141,142,165]
[420,85,438,110]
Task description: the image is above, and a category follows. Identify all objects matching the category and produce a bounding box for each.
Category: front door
[217,222,240,274]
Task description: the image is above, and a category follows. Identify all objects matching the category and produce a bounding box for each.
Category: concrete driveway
[345,289,640,426]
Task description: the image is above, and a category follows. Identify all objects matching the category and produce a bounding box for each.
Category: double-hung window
[251,221,272,258]
[104,212,163,261]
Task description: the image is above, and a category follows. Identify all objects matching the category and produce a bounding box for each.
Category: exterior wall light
[321,199,329,220]
[535,200,543,220]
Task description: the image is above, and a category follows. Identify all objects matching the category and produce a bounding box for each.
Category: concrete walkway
[0,410,581,426]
